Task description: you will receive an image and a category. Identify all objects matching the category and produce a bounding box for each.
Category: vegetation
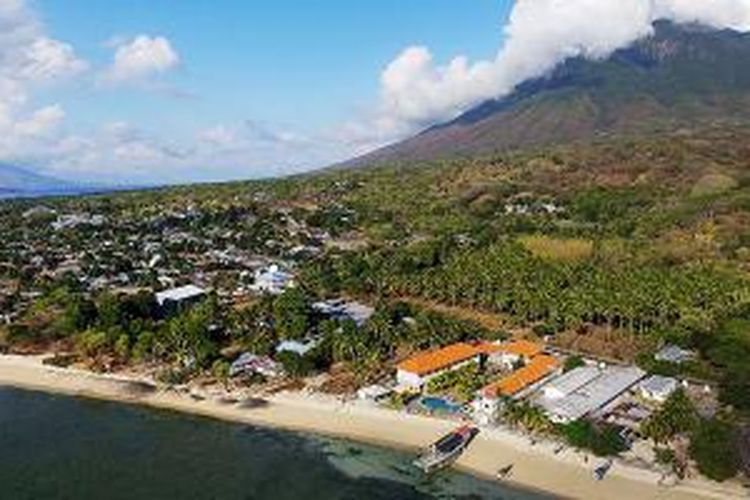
[689,419,741,481]
[560,420,628,457]
[641,389,699,444]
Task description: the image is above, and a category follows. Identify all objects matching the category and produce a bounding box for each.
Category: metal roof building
[155,284,206,307]
[538,366,646,423]
[541,365,601,400]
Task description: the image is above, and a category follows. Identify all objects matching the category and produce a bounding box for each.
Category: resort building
[537,366,646,424]
[396,343,482,390]
[639,375,679,403]
[155,284,206,315]
[473,355,559,425]
[477,340,544,370]
[250,264,295,295]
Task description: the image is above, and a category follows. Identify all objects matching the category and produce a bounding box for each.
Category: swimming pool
[420,397,463,414]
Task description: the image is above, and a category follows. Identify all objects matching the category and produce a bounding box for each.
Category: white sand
[0,355,744,500]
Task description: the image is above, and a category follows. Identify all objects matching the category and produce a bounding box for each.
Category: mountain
[0,164,95,199]
[346,21,750,167]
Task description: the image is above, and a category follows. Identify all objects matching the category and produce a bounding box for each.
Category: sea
[0,387,551,500]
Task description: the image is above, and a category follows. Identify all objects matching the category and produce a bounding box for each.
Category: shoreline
[0,355,744,500]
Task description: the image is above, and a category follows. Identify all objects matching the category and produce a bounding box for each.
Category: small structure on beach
[396,343,482,390]
[230,353,283,378]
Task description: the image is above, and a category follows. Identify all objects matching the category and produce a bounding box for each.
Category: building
[541,365,601,400]
[482,355,559,399]
[230,353,283,378]
[473,355,559,425]
[250,264,295,295]
[537,366,646,424]
[276,339,319,357]
[639,375,679,403]
[477,340,544,370]
[155,284,206,314]
[396,343,482,390]
[655,345,695,364]
[312,299,375,326]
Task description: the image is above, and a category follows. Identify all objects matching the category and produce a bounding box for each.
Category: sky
[2,0,750,185]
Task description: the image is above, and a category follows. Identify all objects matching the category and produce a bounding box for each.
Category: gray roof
[655,345,694,364]
[640,375,678,396]
[539,366,646,422]
[155,285,206,306]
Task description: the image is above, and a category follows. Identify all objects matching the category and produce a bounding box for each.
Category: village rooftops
[397,343,480,377]
[482,355,559,398]
[155,284,206,307]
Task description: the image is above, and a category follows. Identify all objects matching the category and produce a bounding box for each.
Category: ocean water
[0,387,550,500]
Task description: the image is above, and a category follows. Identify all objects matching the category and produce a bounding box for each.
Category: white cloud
[358,0,750,147]
[104,35,180,83]
[13,105,65,137]
[0,0,86,162]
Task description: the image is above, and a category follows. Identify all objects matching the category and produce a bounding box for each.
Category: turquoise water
[420,396,464,414]
[0,387,551,500]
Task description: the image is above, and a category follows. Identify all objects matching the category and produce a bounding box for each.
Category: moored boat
[414,425,478,473]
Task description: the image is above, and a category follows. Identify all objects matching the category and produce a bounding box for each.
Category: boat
[414,425,477,473]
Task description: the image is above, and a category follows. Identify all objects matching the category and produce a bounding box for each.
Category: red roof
[397,343,480,376]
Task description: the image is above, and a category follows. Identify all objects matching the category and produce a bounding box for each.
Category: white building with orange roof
[396,343,482,390]
[475,339,544,370]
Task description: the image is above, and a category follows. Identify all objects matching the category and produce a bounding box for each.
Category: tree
[276,351,312,378]
[689,419,740,482]
[642,388,698,444]
[114,334,130,360]
[273,288,310,340]
[563,355,586,373]
[561,420,627,457]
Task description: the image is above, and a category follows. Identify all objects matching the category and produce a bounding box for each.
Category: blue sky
[0,0,510,184]
[2,1,747,185]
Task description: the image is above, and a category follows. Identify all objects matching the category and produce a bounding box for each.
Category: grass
[519,235,594,262]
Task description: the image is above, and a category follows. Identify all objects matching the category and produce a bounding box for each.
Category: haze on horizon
[2,0,750,186]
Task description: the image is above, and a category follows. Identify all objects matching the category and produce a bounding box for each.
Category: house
[476,340,543,370]
[396,343,482,390]
[639,375,679,403]
[276,339,319,357]
[655,345,695,364]
[537,366,646,424]
[312,299,375,326]
[230,353,283,378]
[250,264,294,295]
[155,285,206,314]
[473,355,559,425]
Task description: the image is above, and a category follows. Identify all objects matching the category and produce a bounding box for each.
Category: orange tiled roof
[475,340,543,358]
[482,355,558,398]
[397,343,480,376]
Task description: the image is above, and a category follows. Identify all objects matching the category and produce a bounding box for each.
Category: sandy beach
[0,354,744,500]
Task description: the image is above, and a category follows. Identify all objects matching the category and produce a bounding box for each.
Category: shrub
[689,419,740,482]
